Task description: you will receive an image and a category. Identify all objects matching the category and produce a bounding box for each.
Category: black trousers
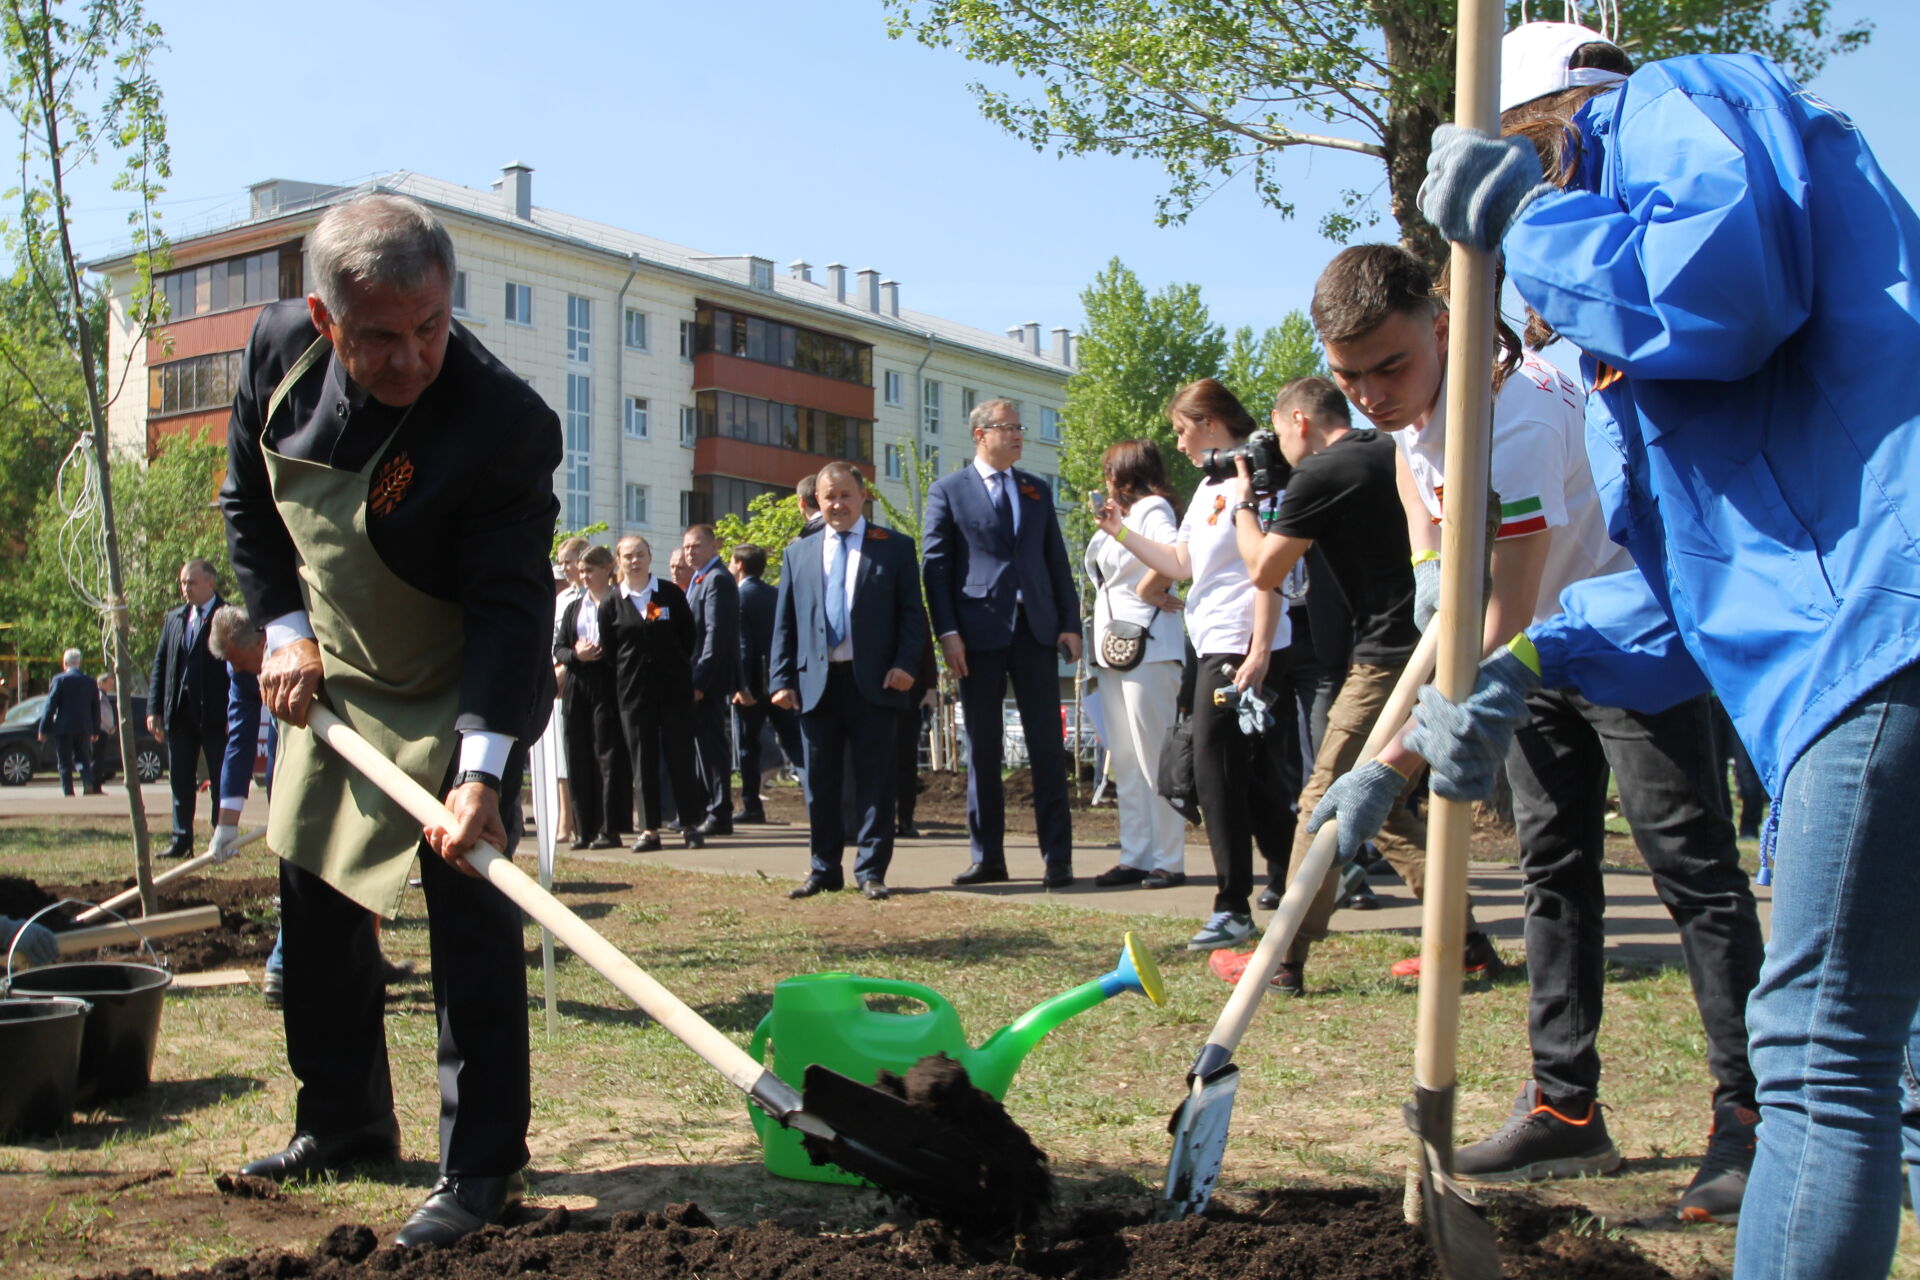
[1506,688,1764,1110]
[1262,614,1330,883]
[894,705,925,828]
[735,700,770,814]
[563,684,631,840]
[1191,654,1296,916]
[957,625,1072,868]
[278,763,530,1176]
[626,695,703,833]
[165,711,225,850]
[690,696,731,825]
[799,665,897,884]
[51,732,96,795]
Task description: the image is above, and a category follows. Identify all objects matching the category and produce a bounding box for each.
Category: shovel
[306,705,1023,1225]
[73,829,267,924]
[1162,623,1438,1219]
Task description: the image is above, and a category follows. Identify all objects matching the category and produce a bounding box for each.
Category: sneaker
[1454,1082,1623,1182]
[1187,911,1255,951]
[1271,962,1304,997]
[262,968,284,1008]
[1676,1103,1757,1223]
[1390,931,1506,980]
[1094,864,1149,887]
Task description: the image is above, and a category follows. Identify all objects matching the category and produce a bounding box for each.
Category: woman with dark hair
[1085,439,1188,889]
[1095,379,1292,949]
[553,545,631,849]
[600,535,705,850]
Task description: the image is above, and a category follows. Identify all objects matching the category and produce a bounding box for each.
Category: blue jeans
[1736,661,1920,1279]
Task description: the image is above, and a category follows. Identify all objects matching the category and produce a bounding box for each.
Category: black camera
[1200,428,1286,495]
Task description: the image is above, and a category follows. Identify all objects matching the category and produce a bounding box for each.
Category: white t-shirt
[1084,495,1185,668]
[1177,476,1291,656]
[1395,352,1632,622]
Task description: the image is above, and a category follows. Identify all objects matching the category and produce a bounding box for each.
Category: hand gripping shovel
[1161,624,1438,1220]
[308,705,1020,1225]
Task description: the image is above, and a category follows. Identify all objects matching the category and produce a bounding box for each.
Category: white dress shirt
[971,456,1022,535]
[821,517,866,662]
[619,575,658,614]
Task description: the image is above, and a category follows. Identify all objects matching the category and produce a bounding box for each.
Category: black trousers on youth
[626,697,703,833]
[278,761,531,1176]
[564,684,631,840]
[1505,688,1763,1111]
[1191,654,1296,917]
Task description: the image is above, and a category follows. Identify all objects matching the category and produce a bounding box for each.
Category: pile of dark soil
[0,873,278,971]
[85,1190,1697,1280]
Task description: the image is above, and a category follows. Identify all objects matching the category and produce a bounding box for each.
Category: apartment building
[91,164,1076,537]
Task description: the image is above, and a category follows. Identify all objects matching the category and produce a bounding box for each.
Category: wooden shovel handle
[1202,624,1440,1056]
[55,904,222,956]
[307,706,765,1095]
[73,829,266,924]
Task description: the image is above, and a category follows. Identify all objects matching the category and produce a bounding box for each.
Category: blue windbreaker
[1507,53,1920,793]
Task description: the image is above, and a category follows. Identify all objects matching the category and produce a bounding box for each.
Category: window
[566,294,591,363]
[564,373,592,528]
[693,303,872,385]
[679,489,711,528]
[505,282,533,325]
[679,319,695,360]
[679,405,697,446]
[923,379,941,434]
[961,387,978,419]
[883,443,902,480]
[452,270,470,314]
[883,370,904,405]
[693,390,874,463]
[624,396,650,440]
[148,350,244,416]
[923,443,940,473]
[156,245,300,321]
[624,308,648,351]
[1040,407,1062,442]
[749,259,774,291]
[699,475,787,521]
[624,483,649,526]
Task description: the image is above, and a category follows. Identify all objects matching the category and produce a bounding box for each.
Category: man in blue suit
[922,397,1082,887]
[681,524,740,836]
[147,557,232,856]
[36,648,100,795]
[771,462,928,900]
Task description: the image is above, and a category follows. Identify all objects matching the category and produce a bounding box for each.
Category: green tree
[1220,310,1325,424]
[714,490,807,584]
[883,0,1872,263]
[0,252,102,576]
[1057,256,1224,532]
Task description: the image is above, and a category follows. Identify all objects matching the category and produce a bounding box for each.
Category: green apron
[262,336,465,917]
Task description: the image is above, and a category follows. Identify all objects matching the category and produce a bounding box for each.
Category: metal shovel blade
[1405,1089,1500,1280]
[1159,1061,1240,1220]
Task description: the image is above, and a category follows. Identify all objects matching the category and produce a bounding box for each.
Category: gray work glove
[1304,760,1407,865]
[1405,646,1542,801]
[5,919,58,970]
[1236,686,1276,738]
[1419,125,1553,251]
[1413,557,1442,633]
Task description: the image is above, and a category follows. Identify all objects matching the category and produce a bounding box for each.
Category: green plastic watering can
[747,931,1165,1184]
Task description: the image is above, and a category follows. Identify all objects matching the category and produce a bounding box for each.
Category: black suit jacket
[149,597,231,729]
[599,580,696,711]
[553,595,617,715]
[736,576,776,703]
[684,558,739,699]
[220,299,560,743]
[38,669,101,737]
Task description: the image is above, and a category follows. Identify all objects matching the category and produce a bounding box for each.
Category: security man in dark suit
[219,193,559,1248]
[771,461,928,900]
[147,558,232,855]
[922,397,1082,888]
[729,543,782,823]
[37,648,100,796]
[681,523,739,835]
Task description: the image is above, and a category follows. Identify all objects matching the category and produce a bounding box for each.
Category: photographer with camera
[1095,379,1292,951]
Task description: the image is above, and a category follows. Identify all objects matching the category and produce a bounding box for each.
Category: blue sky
[59,0,1912,340]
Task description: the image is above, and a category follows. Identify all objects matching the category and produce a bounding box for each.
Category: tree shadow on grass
[549,881,633,896]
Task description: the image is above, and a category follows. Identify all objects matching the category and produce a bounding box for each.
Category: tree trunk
[1379,0,1454,272]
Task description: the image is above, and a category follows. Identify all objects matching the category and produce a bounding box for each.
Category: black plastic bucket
[5,964,171,1105]
[0,996,90,1138]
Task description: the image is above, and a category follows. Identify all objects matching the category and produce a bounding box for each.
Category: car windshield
[3,695,47,725]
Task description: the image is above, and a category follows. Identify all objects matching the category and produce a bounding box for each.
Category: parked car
[0,694,165,787]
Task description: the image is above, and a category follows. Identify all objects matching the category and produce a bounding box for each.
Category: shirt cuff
[937,630,958,641]
[219,794,249,810]
[264,612,315,654]
[458,730,513,780]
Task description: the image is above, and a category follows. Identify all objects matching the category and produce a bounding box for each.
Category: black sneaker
[1269,962,1304,997]
[1676,1103,1757,1223]
[1454,1082,1623,1182]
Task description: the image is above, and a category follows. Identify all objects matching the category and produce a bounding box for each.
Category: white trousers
[1102,659,1187,872]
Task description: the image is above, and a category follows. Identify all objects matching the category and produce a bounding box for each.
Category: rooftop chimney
[1023,322,1043,355]
[1051,327,1074,367]
[1006,326,1025,343]
[856,268,881,313]
[826,262,848,303]
[501,162,533,220]
[789,259,813,283]
[880,279,900,317]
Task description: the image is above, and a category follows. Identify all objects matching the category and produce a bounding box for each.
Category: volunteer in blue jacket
[1310,22,1920,1279]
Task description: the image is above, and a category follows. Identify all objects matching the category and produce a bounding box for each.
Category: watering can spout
[962,931,1165,1098]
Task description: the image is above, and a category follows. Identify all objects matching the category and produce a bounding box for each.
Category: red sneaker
[1390,931,1506,980]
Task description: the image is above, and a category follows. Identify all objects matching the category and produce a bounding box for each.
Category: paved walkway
[1,780,1770,967]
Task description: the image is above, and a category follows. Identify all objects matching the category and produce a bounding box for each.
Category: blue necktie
[825,533,848,649]
[993,471,1015,543]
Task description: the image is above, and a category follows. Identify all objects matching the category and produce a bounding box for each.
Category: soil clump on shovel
[79,1189,1696,1280]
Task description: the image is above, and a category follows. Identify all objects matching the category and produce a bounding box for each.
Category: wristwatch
[1231,501,1260,518]
[453,769,502,793]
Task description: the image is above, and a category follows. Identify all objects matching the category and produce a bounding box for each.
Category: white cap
[1500,21,1628,114]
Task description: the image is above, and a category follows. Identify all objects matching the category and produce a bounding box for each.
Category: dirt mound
[6,873,279,971]
[72,1190,1695,1280]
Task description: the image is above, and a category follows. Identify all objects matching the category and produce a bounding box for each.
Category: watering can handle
[835,977,956,1018]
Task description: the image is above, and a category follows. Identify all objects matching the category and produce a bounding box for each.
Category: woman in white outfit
[1085,440,1190,888]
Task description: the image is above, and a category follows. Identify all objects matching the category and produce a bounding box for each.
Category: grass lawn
[1,813,1914,1279]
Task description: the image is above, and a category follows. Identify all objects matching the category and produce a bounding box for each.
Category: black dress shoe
[632,833,662,852]
[694,817,733,837]
[682,829,705,849]
[1256,885,1282,911]
[859,880,891,901]
[895,823,921,839]
[393,1171,525,1248]
[788,874,844,899]
[159,843,192,859]
[1094,864,1149,887]
[568,838,591,851]
[732,809,768,825]
[239,1122,401,1183]
[1042,867,1076,889]
[951,863,1009,886]
[588,835,621,850]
